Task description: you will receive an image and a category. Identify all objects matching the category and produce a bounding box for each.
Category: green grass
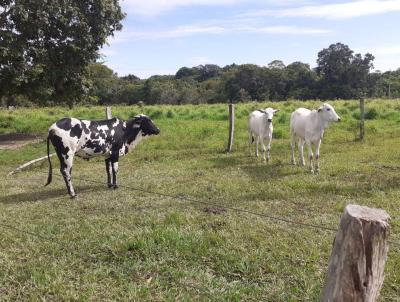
[0,99,400,301]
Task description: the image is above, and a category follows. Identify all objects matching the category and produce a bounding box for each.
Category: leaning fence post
[321,204,390,302]
[226,102,235,152]
[360,98,365,140]
[106,106,112,119]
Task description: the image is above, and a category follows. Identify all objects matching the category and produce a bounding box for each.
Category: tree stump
[321,204,390,302]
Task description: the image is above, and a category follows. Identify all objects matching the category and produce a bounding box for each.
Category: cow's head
[317,103,341,122]
[131,114,160,136]
[260,108,279,123]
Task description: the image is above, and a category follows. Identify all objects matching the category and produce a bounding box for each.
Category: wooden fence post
[360,98,365,141]
[321,204,390,302]
[226,102,235,152]
[106,106,112,119]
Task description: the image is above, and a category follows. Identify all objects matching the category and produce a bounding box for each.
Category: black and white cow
[45,114,160,198]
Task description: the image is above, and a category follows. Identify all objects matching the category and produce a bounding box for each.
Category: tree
[224,64,268,102]
[0,0,124,108]
[86,63,119,104]
[286,62,317,100]
[267,60,286,69]
[316,43,374,99]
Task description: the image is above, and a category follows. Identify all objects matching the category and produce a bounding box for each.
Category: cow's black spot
[81,121,90,134]
[50,133,70,159]
[90,132,99,139]
[56,118,72,131]
[84,140,104,153]
[70,124,82,138]
[99,130,106,139]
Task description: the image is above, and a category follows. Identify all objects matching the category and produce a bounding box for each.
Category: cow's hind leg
[255,136,259,157]
[105,158,113,188]
[58,152,76,198]
[298,138,305,166]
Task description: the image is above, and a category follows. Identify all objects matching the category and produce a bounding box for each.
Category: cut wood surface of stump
[321,204,390,302]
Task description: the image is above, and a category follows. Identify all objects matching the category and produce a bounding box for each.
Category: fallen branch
[7,153,56,176]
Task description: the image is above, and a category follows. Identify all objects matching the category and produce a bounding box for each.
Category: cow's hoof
[113,185,119,189]
[70,194,77,199]
[108,184,113,189]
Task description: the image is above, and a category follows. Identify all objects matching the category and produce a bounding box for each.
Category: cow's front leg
[111,157,119,189]
[266,136,272,163]
[59,152,76,198]
[306,140,314,174]
[248,132,253,156]
[105,158,113,188]
[290,133,296,165]
[260,139,267,163]
[315,139,322,173]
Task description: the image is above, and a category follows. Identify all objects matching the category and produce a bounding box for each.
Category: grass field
[1,99,400,301]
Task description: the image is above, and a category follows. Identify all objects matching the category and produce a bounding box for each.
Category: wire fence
[2,167,400,298]
[4,170,400,247]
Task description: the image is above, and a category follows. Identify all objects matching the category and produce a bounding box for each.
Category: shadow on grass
[241,162,304,181]
[0,185,104,204]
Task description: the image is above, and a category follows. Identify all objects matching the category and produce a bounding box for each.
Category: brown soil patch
[0,133,42,150]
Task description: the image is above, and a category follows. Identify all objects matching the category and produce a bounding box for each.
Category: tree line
[87,43,400,106]
[1,1,399,107]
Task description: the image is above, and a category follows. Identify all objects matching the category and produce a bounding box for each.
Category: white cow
[248,108,279,163]
[290,103,341,173]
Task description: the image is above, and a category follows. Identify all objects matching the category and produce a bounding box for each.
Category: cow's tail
[45,133,53,186]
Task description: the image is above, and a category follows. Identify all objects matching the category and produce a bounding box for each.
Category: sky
[100,0,400,78]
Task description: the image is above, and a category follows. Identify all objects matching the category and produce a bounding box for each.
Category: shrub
[364,108,379,120]
[166,110,175,119]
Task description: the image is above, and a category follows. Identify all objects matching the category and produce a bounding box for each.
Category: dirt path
[0,133,42,150]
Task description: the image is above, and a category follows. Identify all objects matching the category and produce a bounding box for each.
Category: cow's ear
[273,109,280,114]
[317,106,323,112]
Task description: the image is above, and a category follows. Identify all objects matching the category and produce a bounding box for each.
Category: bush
[273,128,287,139]
[365,108,379,120]
[166,110,175,119]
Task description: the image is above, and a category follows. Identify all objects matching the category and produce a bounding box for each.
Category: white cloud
[122,0,240,17]
[110,24,225,43]
[121,0,314,17]
[244,0,400,19]
[110,23,330,43]
[242,25,330,35]
[372,46,400,55]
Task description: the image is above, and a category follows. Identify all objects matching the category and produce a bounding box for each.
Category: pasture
[1,99,400,301]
